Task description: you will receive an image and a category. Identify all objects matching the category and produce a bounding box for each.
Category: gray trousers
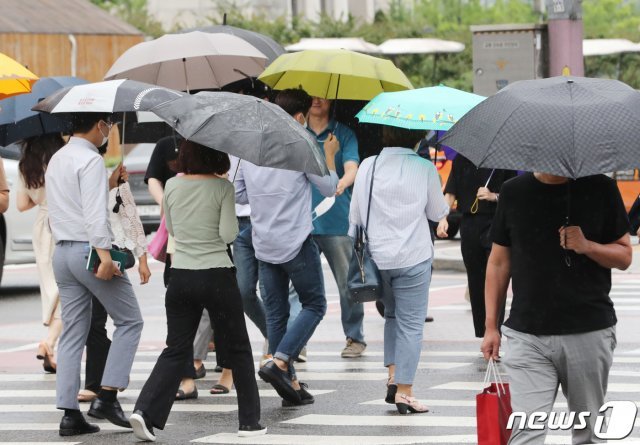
[193,310,213,361]
[53,241,143,410]
[503,325,616,445]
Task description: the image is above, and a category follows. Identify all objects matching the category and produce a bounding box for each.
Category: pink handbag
[148,216,168,263]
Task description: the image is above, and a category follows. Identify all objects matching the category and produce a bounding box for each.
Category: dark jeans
[259,237,327,376]
[84,296,111,393]
[134,267,260,429]
[460,213,505,337]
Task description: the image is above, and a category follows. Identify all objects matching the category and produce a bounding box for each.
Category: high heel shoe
[395,393,429,414]
[385,376,397,404]
[37,342,56,374]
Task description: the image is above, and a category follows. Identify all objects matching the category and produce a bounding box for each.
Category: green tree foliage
[90,0,165,37]
[94,0,640,89]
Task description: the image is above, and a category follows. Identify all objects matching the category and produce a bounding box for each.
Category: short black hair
[177,140,230,175]
[71,113,111,134]
[275,88,312,117]
[382,125,424,149]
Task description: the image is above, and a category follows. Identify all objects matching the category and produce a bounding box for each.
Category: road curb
[433,257,466,272]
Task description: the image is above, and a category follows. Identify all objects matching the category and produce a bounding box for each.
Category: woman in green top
[130,141,265,441]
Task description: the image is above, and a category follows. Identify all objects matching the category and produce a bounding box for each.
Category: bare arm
[560,226,632,270]
[147,178,164,207]
[481,244,511,361]
[17,190,36,212]
[336,161,358,196]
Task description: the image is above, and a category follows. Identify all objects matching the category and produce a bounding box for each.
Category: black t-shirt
[144,135,181,186]
[444,154,516,215]
[491,173,629,335]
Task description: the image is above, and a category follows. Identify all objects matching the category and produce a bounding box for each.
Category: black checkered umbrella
[440,76,640,179]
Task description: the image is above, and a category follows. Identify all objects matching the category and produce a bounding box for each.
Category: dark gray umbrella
[440,76,640,179]
[147,91,329,176]
[0,76,87,145]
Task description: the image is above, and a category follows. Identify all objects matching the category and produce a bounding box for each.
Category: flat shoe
[78,389,98,403]
[175,387,198,400]
[209,384,230,395]
[194,364,206,380]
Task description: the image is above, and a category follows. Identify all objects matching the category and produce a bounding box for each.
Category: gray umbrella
[180,25,285,65]
[440,76,640,179]
[147,91,329,176]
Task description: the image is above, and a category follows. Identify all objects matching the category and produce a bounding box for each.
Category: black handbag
[347,155,383,304]
[113,245,136,270]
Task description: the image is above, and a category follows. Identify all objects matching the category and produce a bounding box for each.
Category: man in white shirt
[46,113,143,437]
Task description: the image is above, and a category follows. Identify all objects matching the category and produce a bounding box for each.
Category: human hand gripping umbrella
[146,91,329,176]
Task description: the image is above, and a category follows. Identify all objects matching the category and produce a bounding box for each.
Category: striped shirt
[349,147,449,270]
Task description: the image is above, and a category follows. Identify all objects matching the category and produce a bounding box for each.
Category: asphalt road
[0,246,639,445]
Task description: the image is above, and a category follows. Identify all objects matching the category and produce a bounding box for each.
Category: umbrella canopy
[146,91,328,176]
[258,49,413,100]
[180,25,285,65]
[0,76,87,145]
[356,85,485,130]
[285,38,380,54]
[104,31,268,92]
[0,52,39,100]
[378,38,465,55]
[32,79,184,114]
[440,76,640,179]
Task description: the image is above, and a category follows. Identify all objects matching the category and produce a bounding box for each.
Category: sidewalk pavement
[433,236,640,273]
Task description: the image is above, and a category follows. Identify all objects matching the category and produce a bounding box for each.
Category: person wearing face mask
[45,113,144,437]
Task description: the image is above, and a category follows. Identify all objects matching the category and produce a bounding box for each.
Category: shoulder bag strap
[365,155,379,232]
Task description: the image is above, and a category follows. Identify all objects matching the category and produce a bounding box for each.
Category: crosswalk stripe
[193,433,480,444]
[0,443,81,445]
[0,404,236,413]
[134,350,483,358]
[430,382,640,393]
[283,414,476,427]
[128,361,470,371]
[190,433,640,445]
[0,389,334,399]
[0,423,128,431]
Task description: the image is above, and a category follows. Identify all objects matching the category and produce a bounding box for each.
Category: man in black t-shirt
[481,172,631,445]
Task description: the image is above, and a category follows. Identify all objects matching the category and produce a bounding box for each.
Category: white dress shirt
[45,136,113,249]
[235,161,338,264]
[349,147,449,270]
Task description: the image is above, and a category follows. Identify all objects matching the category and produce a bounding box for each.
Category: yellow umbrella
[0,53,38,99]
[258,49,412,100]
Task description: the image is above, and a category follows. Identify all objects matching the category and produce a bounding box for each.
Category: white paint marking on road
[610,370,640,377]
[0,343,39,353]
[192,433,479,444]
[134,350,482,358]
[0,443,81,444]
[0,423,129,431]
[129,361,469,371]
[0,404,236,413]
[0,389,334,399]
[294,372,388,381]
[283,414,476,427]
[430,382,640,393]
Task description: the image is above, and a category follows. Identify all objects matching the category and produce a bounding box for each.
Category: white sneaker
[130,411,156,442]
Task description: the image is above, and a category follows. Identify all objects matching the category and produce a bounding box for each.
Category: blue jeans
[259,237,327,374]
[233,217,268,339]
[380,259,432,385]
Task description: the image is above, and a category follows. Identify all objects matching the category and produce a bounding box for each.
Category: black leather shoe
[88,398,131,428]
[258,360,301,404]
[282,382,315,407]
[59,413,100,436]
[130,409,156,442]
[238,423,267,437]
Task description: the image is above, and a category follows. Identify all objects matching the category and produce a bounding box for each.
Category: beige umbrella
[104,31,268,92]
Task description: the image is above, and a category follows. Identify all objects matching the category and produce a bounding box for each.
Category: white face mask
[98,121,111,147]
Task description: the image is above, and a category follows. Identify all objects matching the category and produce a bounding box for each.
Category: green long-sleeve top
[163,176,238,269]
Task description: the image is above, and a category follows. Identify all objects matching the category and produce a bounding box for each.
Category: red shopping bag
[476,359,512,445]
